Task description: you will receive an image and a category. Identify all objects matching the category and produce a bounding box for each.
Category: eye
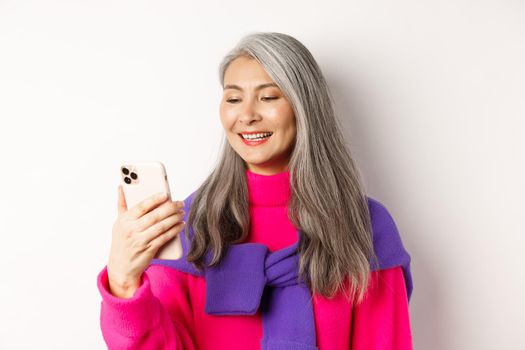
[226,98,241,104]
[261,96,278,101]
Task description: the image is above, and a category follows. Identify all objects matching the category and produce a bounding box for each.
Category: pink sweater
[97,169,413,349]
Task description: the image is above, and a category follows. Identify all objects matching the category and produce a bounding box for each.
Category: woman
[97,32,413,349]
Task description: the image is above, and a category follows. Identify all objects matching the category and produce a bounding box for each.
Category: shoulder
[182,190,198,210]
[366,196,399,237]
[366,196,399,245]
[177,190,198,256]
[365,196,410,271]
[178,190,198,229]
[365,196,400,237]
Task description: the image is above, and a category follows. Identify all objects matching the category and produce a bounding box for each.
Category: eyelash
[226,97,278,103]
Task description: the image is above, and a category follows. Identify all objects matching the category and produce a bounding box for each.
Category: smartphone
[120,161,183,260]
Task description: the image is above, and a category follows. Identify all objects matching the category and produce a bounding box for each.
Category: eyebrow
[223,83,279,91]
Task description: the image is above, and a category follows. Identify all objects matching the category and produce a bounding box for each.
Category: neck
[245,168,291,207]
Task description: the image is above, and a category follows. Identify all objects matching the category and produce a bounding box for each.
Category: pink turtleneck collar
[245,169,291,207]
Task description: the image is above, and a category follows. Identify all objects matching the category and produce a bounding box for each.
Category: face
[219,56,297,176]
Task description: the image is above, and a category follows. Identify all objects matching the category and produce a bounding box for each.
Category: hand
[106,185,185,298]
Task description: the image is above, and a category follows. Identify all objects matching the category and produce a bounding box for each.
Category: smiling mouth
[238,132,273,141]
[237,133,273,146]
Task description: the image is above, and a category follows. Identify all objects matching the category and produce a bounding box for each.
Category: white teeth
[241,132,272,140]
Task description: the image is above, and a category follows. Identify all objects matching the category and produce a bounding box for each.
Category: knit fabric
[97,169,413,349]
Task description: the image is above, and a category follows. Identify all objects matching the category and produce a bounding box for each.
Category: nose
[238,99,261,124]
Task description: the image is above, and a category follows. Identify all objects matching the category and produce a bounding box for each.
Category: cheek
[219,104,235,129]
[281,107,296,138]
[285,125,296,146]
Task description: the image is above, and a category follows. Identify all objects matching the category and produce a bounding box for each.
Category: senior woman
[97,31,413,350]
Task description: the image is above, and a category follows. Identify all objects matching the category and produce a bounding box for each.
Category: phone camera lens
[122,167,129,175]
[130,172,138,180]
[124,177,131,184]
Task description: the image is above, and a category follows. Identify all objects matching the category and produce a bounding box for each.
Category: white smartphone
[120,161,183,260]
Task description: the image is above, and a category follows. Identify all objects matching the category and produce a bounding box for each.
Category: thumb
[117,185,128,214]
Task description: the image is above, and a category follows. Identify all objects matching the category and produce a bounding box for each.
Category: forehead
[223,56,274,86]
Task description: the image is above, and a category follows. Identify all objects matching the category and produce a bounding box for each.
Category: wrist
[107,270,141,298]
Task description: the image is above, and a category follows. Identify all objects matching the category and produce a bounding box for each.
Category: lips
[238,132,272,146]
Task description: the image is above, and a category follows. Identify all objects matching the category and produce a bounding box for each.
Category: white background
[1,0,524,349]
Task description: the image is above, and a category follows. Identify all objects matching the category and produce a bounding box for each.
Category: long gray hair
[184,32,378,303]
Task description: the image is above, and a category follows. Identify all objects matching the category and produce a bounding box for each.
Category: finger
[136,199,184,232]
[129,191,169,220]
[142,210,185,243]
[117,185,128,215]
[146,221,185,253]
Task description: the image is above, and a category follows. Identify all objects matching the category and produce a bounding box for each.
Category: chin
[240,155,268,165]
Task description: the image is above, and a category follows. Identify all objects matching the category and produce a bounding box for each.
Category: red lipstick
[238,131,273,146]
